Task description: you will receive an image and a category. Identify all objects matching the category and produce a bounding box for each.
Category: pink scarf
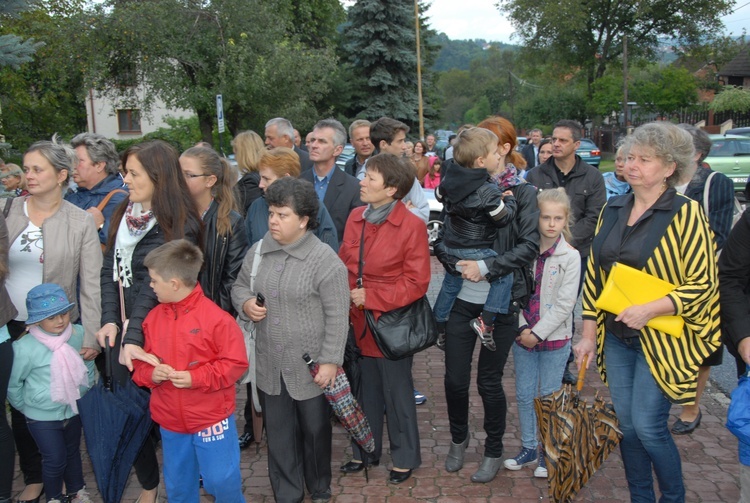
[28,324,88,413]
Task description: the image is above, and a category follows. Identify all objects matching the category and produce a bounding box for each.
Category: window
[117,109,141,133]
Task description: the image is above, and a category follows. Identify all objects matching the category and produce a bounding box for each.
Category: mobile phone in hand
[256,292,266,307]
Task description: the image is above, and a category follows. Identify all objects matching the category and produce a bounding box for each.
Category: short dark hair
[554,120,583,142]
[144,239,203,287]
[366,153,414,200]
[264,177,319,230]
[370,117,410,150]
[678,124,712,164]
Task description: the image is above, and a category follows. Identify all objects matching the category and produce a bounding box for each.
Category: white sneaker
[534,453,548,478]
[70,488,93,503]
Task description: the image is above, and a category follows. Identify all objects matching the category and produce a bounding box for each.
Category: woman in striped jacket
[574,122,721,503]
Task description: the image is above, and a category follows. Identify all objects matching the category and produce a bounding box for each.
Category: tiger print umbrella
[534,356,623,503]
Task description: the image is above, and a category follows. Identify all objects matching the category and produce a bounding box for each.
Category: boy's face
[38,312,71,335]
[477,142,501,172]
[149,270,179,303]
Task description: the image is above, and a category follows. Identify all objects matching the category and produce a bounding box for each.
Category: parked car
[726,127,750,138]
[576,139,601,167]
[335,143,355,171]
[516,137,528,152]
[423,187,444,252]
[707,134,750,200]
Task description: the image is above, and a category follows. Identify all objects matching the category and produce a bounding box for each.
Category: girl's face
[538,143,553,165]
[538,201,568,241]
[179,155,215,200]
[38,312,71,335]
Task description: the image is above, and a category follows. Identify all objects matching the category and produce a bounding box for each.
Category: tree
[497,0,733,98]
[710,86,750,113]
[80,0,340,143]
[630,65,698,116]
[344,0,439,129]
[0,0,43,68]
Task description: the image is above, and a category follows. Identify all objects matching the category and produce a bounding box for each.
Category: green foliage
[463,96,491,124]
[630,65,698,116]
[432,34,517,72]
[79,0,339,143]
[110,116,201,153]
[498,0,733,97]
[514,82,588,127]
[710,86,750,113]
[0,0,43,68]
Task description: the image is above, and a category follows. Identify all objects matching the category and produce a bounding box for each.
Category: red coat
[338,202,431,358]
[132,284,249,433]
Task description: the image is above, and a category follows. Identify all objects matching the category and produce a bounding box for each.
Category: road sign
[216,94,225,133]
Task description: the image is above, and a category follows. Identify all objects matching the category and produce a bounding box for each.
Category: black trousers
[0,340,15,499]
[351,355,421,469]
[444,299,516,458]
[259,379,332,503]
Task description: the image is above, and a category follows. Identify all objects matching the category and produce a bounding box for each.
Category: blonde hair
[232,131,265,175]
[537,188,574,241]
[453,127,498,168]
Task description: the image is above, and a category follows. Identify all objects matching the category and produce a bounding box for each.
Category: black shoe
[671,410,702,435]
[562,368,577,386]
[340,460,379,473]
[388,469,412,484]
[238,432,254,450]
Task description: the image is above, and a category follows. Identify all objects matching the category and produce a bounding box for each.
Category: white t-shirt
[6,201,44,320]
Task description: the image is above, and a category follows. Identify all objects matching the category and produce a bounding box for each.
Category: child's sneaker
[69,489,93,503]
[470,317,496,351]
[503,447,537,470]
[534,452,548,478]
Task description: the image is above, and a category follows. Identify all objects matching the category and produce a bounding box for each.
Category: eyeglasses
[183,173,211,179]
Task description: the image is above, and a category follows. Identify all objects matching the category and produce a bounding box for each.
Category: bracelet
[106,322,121,334]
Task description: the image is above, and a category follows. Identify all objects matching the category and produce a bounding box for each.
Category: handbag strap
[2,198,12,219]
[703,171,717,216]
[250,239,263,292]
[357,222,366,288]
[96,188,128,212]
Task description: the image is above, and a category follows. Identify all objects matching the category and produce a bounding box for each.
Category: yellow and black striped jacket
[582,190,721,404]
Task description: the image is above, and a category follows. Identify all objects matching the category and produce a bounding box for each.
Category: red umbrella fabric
[303,353,374,453]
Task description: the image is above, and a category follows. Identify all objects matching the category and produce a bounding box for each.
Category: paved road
[9,257,742,501]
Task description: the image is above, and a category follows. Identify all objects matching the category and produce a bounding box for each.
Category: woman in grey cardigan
[232,177,349,503]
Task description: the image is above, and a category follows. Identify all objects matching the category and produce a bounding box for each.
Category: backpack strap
[2,198,12,219]
[702,171,718,216]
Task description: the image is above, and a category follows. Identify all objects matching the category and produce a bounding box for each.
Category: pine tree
[0,0,43,68]
[345,0,422,125]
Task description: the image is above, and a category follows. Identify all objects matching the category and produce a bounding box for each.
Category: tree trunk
[197,108,213,145]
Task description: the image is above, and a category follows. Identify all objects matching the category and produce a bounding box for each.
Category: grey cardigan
[231,231,349,401]
[6,197,102,349]
[0,214,17,327]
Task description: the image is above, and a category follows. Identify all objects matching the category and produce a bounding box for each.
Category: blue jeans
[433,246,512,323]
[512,340,570,450]
[604,332,685,503]
[160,416,244,503]
[26,416,85,502]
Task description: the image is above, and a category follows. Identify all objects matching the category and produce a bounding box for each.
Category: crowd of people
[0,113,742,503]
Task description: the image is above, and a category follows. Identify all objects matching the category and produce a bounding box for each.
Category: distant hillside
[432,33,519,72]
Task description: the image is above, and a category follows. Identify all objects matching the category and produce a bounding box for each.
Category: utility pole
[622,34,628,132]
[414,0,424,140]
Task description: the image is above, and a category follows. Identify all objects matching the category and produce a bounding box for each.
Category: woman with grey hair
[669,123,735,435]
[574,122,721,502]
[65,132,128,245]
[5,136,102,503]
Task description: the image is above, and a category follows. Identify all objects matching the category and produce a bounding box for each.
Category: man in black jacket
[265,117,313,171]
[525,119,606,384]
[344,119,374,179]
[521,129,543,169]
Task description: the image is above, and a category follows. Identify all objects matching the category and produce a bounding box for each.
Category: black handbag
[358,223,437,360]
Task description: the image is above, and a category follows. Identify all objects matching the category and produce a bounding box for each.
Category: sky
[421,0,750,43]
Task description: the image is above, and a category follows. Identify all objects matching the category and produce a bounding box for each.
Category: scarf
[114,202,157,287]
[28,324,88,413]
[493,163,526,190]
[363,199,398,224]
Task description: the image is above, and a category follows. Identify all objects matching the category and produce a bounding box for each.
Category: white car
[423,188,443,251]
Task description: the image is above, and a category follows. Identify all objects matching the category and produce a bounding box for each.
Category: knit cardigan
[231,230,350,401]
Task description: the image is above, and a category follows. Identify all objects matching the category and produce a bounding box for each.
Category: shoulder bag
[238,241,263,400]
[358,222,437,360]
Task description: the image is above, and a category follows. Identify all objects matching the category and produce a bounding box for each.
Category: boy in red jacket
[132,240,249,503]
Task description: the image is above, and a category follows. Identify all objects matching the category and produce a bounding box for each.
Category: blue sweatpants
[160,415,244,503]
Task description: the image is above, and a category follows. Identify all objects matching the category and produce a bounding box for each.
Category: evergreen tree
[345,0,433,128]
[0,0,43,68]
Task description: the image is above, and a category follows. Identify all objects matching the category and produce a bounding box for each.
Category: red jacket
[338,202,431,357]
[132,284,248,433]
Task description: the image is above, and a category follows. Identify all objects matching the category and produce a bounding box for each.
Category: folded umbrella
[77,344,153,503]
[534,356,623,503]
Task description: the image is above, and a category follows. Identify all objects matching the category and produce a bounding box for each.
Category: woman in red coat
[338,153,431,485]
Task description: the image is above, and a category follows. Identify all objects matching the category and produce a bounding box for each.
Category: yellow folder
[595,262,684,338]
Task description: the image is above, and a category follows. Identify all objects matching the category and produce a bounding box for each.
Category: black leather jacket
[235,172,262,217]
[436,159,517,249]
[435,181,539,310]
[200,201,248,316]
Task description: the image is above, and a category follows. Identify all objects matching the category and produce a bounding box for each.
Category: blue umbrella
[77,345,153,503]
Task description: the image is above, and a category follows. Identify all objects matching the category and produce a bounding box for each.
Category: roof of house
[718,45,750,77]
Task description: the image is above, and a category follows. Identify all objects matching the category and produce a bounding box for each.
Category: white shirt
[6,201,44,320]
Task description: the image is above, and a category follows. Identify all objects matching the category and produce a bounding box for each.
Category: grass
[598,160,614,173]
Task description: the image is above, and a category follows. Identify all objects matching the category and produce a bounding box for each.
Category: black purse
[358,222,437,360]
